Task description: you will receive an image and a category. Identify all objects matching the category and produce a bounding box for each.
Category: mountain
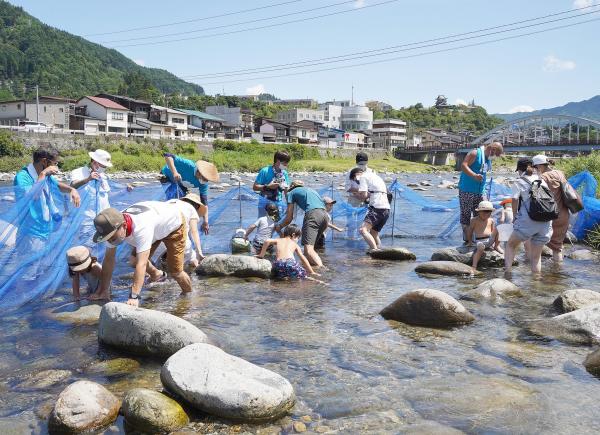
[0,1,203,99]
[496,95,600,123]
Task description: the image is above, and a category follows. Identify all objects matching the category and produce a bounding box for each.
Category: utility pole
[351,84,354,106]
[36,85,39,123]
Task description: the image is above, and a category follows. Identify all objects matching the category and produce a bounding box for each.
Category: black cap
[515,157,533,172]
[356,152,369,163]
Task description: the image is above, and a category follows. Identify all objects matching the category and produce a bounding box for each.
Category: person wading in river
[458,142,503,242]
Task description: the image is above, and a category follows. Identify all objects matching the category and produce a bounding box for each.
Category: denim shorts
[512,213,553,246]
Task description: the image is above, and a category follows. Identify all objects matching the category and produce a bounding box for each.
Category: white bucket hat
[88,149,113,168]
[475,200,494,212]
[532,155,549,166]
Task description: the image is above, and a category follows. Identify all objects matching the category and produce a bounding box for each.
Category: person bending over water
[66,246,103,301]
[465,201,502,272]
[256,224,322,282]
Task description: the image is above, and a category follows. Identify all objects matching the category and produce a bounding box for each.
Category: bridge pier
[395,150,454,166]
[455,151,467,171]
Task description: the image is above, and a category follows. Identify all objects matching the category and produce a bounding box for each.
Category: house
[290,120,319,144]
[318,125,345,148]
[253,117,290,143]
[421,128,464,149]
[276,108,324,125]
[0,96,75,128]
[205,105,253,138]
[149,105,188,139]
[176,109,225,139]
[371,118,407,151]
[95,94,152,135]
[72,96,129,135]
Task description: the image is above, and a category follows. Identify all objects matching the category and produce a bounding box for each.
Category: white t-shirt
[359,171,390,210]
[253,216,275,244]
[345,166,374,206]
[69,166,111,219]
[123,201,183,253]
[167,199,198,224]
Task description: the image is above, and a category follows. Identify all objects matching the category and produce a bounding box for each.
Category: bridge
[396,115,600,169]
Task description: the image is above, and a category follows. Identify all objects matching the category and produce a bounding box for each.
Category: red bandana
[123,213,133,237]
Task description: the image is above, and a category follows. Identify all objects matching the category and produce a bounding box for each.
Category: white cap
[88,149,113,168]
[532,155,549,166]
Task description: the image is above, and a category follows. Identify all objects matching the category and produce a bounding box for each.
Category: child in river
[465,201,502,272]
[244,202,279,254]
[66,246,103,300]
[256,224,322,282]
[498,198,514,224]
[315,196,345,249]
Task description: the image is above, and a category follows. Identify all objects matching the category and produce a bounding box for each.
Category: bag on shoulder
[561,181,584,214]
[525,179,559,222]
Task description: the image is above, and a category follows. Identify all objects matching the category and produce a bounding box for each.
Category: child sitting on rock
[66,246,103,300]
[465,201,502,272]
[256,224,321,282]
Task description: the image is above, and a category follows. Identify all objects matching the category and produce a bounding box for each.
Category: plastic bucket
[497,223,513,242]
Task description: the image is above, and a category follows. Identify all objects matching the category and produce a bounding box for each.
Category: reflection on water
[1,173,600,434]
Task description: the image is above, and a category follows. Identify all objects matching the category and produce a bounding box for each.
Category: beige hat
[322,196,336,205]
[288,179,304,191]
[88,149,113,168]
[532,154,549,166]
[195,160,219,182]
[66,246,92,272]
[475,200,494,212]
[93,208,125,243]
[182,192,203,207]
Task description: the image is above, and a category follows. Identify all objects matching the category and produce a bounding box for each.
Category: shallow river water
[1,172,600,434]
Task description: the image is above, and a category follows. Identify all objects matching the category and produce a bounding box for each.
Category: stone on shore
[161,343,295,422]
[474,279,522,299]
[49,380,120,434]
[528,304,600,345]
[541,245,553,257]
[380,289,475,327]
[431,246,511,268]
[567,249,598,261]
[583,349,600,376]
[98,302,208,358]
[47,303,103,325]
[196,254,272,279]
[368,247,416,261]
[121,388,189,434]
[553,289,600,313]
[415,261,480,276]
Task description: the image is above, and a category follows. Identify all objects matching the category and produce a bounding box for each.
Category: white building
[371,118,407,150]
[149,105,189,139]
[205,105,253,136]
[276,108,324,125]
[340,105,373,131]
[318,103,342,129]
[75,96,129,135]
[0,96,74,128]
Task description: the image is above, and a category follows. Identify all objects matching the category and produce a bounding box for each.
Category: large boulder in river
[415,261,480,276]
[553,289,600,313]
[528,304,600,345]
[431,246,510,268]
[196,254,272,279]
[98,302,208,358]
[567,249,598,261]
[161,343,295,422]
[380,289,475,327]
[583,349,600,376]
[49,380,120,434]
[368,247,416,261]
[46,303,103,325]
[121,388,189,433]
[473,279,522,299]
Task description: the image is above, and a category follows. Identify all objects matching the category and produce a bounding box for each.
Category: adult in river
[91,202,191,306]
[276,180,327,267]
[458,142,504,241]
[253,150,290,217]
[345,152,372,207]
[533,155,569,263]
[161,153,218,233]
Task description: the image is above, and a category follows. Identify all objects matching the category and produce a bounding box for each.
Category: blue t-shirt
[161,154,208,196]
[255,165,290,202]
[458,147,490,194]
[287,186,325,212]
[13,166,59,240]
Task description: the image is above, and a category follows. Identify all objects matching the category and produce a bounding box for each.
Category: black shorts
[302,208,328,246]
[364,207,390,232]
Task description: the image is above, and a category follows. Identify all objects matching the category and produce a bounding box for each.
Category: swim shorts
[459,191,483,226]
[273,258,307,280]
[302,208,328,246]
[363,207,390,232]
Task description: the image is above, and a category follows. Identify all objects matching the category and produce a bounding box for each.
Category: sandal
[145,270,167,284]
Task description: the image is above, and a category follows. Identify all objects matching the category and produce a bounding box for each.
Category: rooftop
[80,96,128,111]
[151,105,187,115]
[176,108,225,122]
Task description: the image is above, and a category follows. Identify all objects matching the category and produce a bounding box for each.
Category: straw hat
[88,149,113,168]
[475,200,494,212]
[195,160,219,182]
[288,180,304,191]
[322,196,336,205]
[182,192,203,208]
[66,246,92,272]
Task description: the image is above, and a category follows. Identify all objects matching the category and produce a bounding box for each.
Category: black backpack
[521,178,559,222]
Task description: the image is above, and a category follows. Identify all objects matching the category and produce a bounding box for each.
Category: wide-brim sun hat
[66,246,92,272]
[182,192,204,208]
[195,160,220,182]
[475,200,494,212]
[532,155,549,166]
[288,179,304,191]
[88,149,113,168]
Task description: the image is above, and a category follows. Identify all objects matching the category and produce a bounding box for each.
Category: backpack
[521,178,559,222]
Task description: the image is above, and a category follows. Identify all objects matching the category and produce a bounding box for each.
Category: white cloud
[133,59,145,66]
[507,105,535,114]
[245,84,265,95]
[354,0,366,8]
[542,55,576,72]
[573,0,595,9]
[455,98,468,106]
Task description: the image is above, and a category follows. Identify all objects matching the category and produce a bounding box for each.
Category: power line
[99,0,362,44]
[83,0,303,37]
[195,17,599,86]
[109,0,400,48]
[179,5,600,80]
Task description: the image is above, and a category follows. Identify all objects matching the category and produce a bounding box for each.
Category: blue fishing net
[569,170,599,240]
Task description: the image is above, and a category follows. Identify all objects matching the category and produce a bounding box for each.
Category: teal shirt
[458,147,490,194]
[161,154,208,196]
[255,165,290,202]
[287,186,325,212]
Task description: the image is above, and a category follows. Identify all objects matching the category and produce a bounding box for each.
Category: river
[1,172,599,434]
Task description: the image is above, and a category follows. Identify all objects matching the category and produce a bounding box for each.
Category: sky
[7,0,600,113]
